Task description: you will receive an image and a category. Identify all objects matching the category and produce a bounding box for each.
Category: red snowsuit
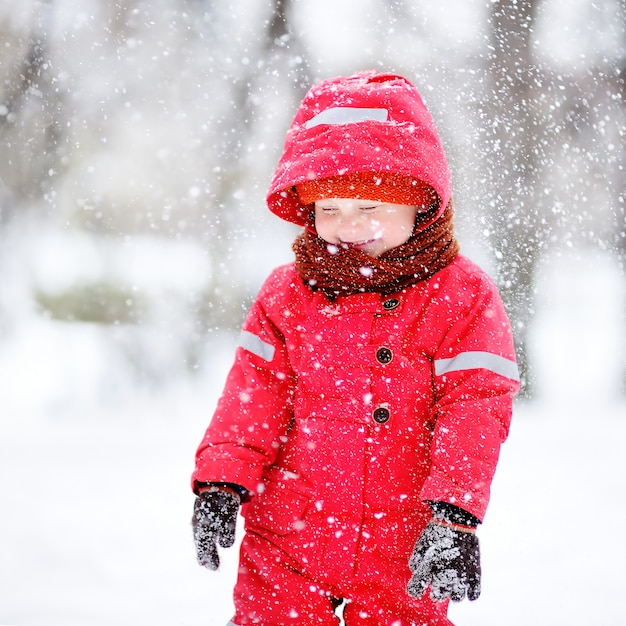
[192,72,520,625]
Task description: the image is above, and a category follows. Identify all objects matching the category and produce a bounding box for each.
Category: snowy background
[1,0,625,625]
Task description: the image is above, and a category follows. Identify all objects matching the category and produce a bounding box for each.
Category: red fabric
[232,532,452,625]
[267,71,452,229]
[192,257,519,620]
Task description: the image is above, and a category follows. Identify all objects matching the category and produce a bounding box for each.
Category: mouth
[340,239,378,250]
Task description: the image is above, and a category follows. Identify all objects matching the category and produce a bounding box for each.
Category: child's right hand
[191,488,240,570]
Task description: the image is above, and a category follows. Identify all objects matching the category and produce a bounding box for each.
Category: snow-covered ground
[1,248,625,626]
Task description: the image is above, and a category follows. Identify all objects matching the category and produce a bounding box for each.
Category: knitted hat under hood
[266,70,452,232]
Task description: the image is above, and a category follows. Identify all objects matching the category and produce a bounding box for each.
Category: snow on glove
[407,518,481,602]
[192,488,240,570]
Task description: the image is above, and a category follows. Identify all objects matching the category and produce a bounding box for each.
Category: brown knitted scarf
[293,202,459,299]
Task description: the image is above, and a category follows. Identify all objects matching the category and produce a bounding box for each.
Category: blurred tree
[188,0,311,334]
[482,0,626,398]
[0,0,66,220]
[616,0,626,390]
[616,0,626,269]
[483,0,545,398]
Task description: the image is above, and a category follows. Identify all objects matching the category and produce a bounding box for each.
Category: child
[191,70,520,626]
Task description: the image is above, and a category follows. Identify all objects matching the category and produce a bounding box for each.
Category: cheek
[388,218,416,243]
[314,217,335,242]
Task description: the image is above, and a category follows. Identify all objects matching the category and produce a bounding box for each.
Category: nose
[337,212,368,242]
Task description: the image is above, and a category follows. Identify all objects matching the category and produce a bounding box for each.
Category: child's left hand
[407,519,481,602]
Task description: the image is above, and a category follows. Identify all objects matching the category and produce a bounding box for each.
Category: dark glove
[407,516,481,602]
[192,488,240,570]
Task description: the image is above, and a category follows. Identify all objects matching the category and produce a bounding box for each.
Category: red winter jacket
[192,71,520,580]
[192,257,518,575]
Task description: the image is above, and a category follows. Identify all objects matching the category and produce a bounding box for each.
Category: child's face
[314,198,421,257]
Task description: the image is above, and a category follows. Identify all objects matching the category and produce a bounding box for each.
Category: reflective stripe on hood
[304,106,389,128]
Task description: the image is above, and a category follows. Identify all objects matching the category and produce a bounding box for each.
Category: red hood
[266,71,452,230]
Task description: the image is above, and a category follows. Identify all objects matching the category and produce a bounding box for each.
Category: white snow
[1,247,624,626]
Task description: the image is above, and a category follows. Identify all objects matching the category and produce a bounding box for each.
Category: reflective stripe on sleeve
[305,107,389,129]
[239,330,276,362]
[435,351,520,381]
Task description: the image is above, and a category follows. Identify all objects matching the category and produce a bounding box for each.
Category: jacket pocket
[243,477,312,537]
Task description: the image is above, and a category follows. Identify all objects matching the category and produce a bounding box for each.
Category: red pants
[230,532,453,626]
